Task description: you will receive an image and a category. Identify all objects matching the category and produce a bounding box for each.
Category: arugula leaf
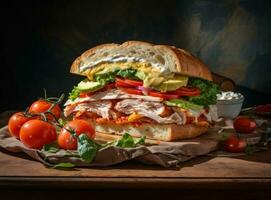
[77,134,98,163]
[187,78,221,106]
[112,133,146,148]
[53,162,75,169]
[42,142,60,153]
[165,99,203,110]
[69,86,81,101]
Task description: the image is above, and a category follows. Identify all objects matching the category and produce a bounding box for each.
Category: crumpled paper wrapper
[0,126,220,167]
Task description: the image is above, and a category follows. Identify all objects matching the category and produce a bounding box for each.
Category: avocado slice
[165,99,203,110]
[154,75,188,92]
[77,80,104,92]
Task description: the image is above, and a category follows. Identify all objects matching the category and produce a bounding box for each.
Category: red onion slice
[136,86,151,95]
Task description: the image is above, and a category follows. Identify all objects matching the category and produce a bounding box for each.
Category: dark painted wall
[1,0,270,112]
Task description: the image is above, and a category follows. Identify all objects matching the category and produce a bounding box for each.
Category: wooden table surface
[1,146,271,190]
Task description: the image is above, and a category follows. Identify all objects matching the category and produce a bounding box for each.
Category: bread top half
[70,41,212,81]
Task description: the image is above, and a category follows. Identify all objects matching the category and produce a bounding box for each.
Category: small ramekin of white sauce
[216,91,244,118]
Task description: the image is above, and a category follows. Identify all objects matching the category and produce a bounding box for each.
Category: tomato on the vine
[8,112,33,139]
[58,119,95,150]
[29,99,61,120]
[19,119,57,149]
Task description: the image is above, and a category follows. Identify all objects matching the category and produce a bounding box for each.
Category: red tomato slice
[120,88,143,95]
[173,87,201,96]
[79,92,93,98]
[116,78,143,87]
[124,79,143,86]
[149,91,179,100]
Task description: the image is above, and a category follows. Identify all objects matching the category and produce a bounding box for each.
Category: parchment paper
[0,126,220,167]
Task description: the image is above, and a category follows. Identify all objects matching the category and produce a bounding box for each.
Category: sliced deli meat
[64,101,112,119]
[115,99,185,125]
[64,89,162,106]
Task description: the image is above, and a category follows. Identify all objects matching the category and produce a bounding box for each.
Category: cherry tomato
[29,99,61,121]
[8,112,33,139]
[149,91,179,100]
[224,135,247,153]
[19,119,57,149]
[58,119,95,150]
[172,87,201,97]
[233,116,257,133]
[120,88,143,95]
[116,78,143,87]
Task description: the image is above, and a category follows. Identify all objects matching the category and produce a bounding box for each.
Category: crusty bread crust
[70,41,212,81]
[88,119,208,141]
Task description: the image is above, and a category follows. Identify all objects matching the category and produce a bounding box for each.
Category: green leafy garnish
[42,142,60,153]
[165,99,203,110]
[94,73,115,85]
[111,133,146,148]
[69,86,81,100]
[77,134,98,163]
[187,78,221,106]
[94,69,140,85]
[116,69,138,79]
[53,162,75,169]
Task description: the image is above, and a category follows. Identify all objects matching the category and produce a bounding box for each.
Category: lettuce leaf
[68,86,81,100]
[94,69,139,85]
[116,69,138,79]
[187,78,221,106]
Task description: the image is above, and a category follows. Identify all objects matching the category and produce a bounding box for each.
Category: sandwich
[64,41,220,141]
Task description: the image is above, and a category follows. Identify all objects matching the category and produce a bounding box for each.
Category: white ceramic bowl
[216,96,244,119]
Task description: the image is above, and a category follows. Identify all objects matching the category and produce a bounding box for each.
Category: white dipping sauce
[217,91,243,101]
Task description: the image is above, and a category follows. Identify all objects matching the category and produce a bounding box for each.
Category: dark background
[1,0,271,112]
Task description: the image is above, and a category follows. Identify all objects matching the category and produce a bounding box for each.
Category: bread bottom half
[87,119,208,141]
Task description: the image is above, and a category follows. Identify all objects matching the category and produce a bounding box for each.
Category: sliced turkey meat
[115,99,185,125]
[64,101,112,119]
[64,89,162,106]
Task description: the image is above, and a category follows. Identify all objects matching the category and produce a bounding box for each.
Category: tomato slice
[172,87,201,96]
[116,78,143,87]
[79,92,93,98]
[115,78,130,87]
[120,88,143,95]
[149,91,179,100]
[124,79,143,86]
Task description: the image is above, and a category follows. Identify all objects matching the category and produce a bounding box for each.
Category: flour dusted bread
[70,41,212,81]
[88,119,209,141]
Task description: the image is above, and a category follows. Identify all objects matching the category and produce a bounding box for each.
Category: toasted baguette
[70,41,212,81]
[87,119,209,141]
